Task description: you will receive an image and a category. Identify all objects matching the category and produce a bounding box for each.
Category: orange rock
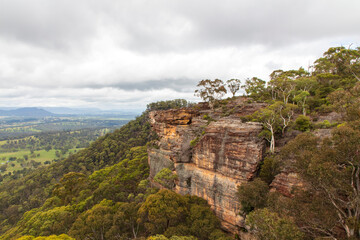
[270,171,305,197]
[148,106,266,235]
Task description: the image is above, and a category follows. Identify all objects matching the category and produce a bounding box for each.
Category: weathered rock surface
[148,103,266,234]
[270,171,304,197]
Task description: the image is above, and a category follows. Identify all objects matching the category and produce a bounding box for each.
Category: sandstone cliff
[148,99,267,235]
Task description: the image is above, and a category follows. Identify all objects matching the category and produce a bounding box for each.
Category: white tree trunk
[270,126,275,153]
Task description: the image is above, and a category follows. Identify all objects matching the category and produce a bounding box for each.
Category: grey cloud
[0,0,98,50]
[1,0,359,53]
[84,78,197,92]
[0,0,360,109]
[265,61,281,72]
[102,0,360,53]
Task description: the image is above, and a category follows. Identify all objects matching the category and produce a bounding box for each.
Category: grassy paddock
[0,148,83,174]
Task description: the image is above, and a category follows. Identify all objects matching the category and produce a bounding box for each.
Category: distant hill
[42,107,141,117]
[42,107,102,115]
[0,107,54,117]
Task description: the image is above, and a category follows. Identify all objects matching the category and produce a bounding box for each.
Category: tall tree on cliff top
[268,68,309,104]
[256,102,295,153]
[292,76,317,116]
[226,79,241,97]
[313,46,360,80]
[242,77,269,101]
[194,79,227,109]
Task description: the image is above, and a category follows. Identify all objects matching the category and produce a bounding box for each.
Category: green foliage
[147,99,190,111]
[147,235,169,240]
[17,234,75,240]
[254,101,296,152]
[259,155,281,185]
[241,46,360,116]
[139,190,223,240]
[274,126,360,238]
[107,202,143,239]
[242,77,269,101]
[314,119,333,129]
[52,172,87,205]
[202,114,215,126]
[313,46,360,78]
[138,189,188,235]
[154,168,178,189]
[237,179,269,214]
[269,68,309,104]
[0,146,151,240]
[327,82,360,121]
[20,206,75,236]
[294,115,312,132]
[246,208,304,240]
[293,90,310,115]
[189,137,200,147]
[185,204,220,240]
[87,146,150,203]
[69,200,115,240]
[169,236,198,240]
[226,79,241,97]
[202,114,214,122]
[194,79,227,109]
[208,230,233,240]
[147,235,197,240]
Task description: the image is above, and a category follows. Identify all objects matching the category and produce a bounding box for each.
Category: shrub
[237,179,269,214]
[294,115,312,132]
[259,155,281,185]
[320,120,331,128]
[190,137,200,148]
[154,168,178,189]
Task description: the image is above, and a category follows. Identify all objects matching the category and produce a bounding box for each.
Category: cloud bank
[0,0,359,110]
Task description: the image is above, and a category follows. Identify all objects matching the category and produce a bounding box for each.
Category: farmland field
[0,148,83,173]
[0,115,133,182]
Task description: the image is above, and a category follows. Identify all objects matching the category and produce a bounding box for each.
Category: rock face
[148,103,266,234]
[270,171,304,197]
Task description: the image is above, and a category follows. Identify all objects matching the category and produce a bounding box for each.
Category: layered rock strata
[148,105,266,234]
[270,171,304,197]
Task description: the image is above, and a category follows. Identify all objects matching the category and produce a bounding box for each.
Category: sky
[0,0,360,111]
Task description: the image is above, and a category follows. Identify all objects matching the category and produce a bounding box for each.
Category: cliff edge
[148,98,267,234]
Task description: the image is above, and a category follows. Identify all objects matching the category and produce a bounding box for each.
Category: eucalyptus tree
[194,79,227,109]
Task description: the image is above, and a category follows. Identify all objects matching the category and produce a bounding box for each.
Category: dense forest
[0,46,359,239]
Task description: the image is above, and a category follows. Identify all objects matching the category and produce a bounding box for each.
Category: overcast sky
[0,0,359,110]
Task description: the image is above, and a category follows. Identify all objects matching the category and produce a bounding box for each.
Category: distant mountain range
[42,107,141,116]
[0,107,141,117]
[0,107,54,117]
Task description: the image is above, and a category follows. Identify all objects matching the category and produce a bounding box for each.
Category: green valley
[0,116,132,183]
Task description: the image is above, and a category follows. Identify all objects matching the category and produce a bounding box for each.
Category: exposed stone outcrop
[270,171,304,197]
[148,101,266,234]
